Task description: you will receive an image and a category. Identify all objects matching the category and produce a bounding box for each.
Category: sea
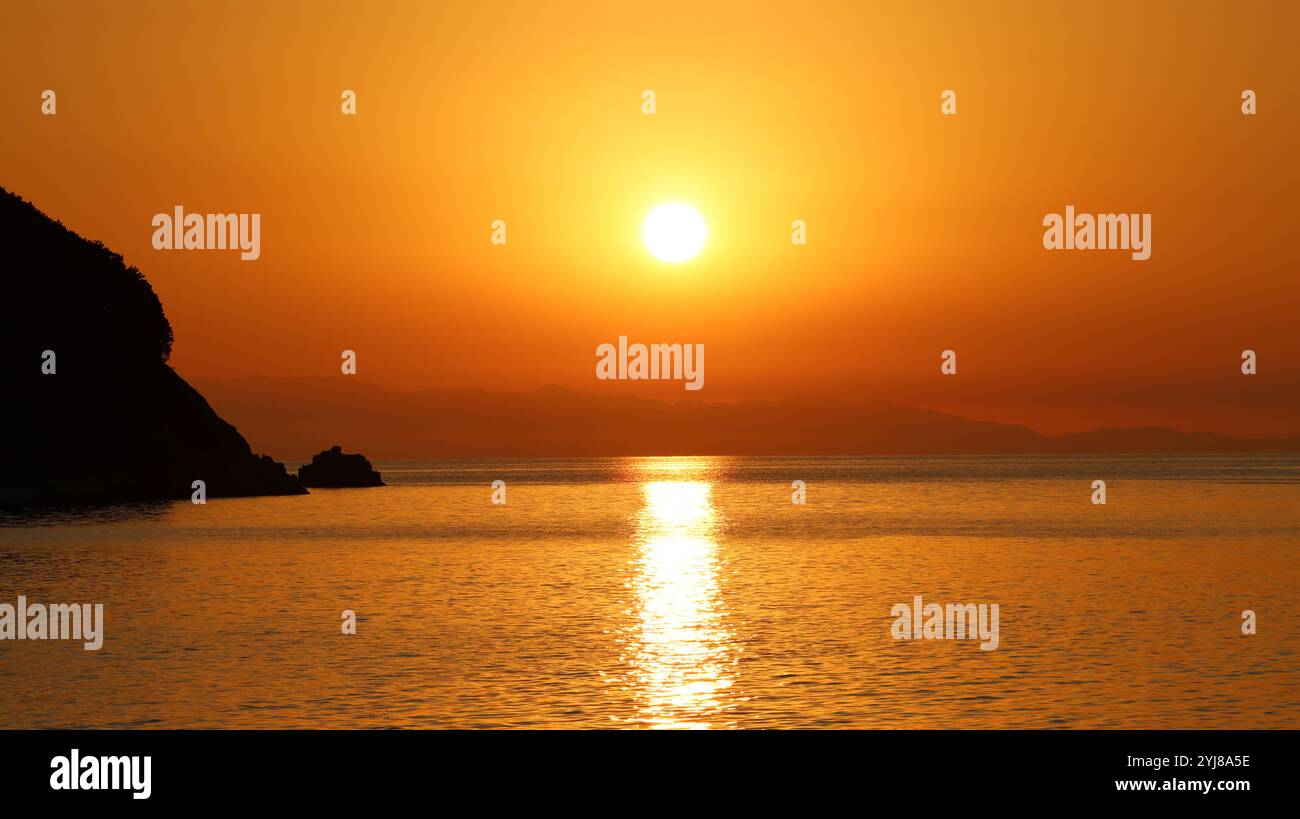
[1,455,1297,728]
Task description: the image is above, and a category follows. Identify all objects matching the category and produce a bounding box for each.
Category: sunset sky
[3,0,1298,436]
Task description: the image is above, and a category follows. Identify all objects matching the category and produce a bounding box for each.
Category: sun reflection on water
[623,477,737,729]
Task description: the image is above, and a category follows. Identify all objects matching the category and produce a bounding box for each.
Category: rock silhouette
[298,446,384,487]
[0,187,305,506]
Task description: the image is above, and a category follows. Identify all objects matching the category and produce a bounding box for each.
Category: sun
[642,203,707,263]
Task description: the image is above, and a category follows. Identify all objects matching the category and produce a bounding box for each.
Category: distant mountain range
[193,377,1300,461]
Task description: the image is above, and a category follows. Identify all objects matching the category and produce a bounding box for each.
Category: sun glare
[642,203,707,263]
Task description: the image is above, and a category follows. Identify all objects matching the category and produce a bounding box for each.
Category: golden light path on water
[623,460,738,728]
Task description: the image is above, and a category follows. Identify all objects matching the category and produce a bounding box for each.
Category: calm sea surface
[1,455,1298,728]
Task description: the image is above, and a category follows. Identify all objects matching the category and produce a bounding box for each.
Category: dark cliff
[0,187,305,506]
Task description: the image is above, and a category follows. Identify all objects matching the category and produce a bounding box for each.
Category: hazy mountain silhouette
[0,187,304,506]
[193,377,1300,460]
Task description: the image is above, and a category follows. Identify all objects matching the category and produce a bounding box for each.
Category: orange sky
[3,0,1298,435]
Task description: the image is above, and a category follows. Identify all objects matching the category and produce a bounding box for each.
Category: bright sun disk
[642,203,706,263]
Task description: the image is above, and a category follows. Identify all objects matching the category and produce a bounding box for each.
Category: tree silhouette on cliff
[0,187,303,506]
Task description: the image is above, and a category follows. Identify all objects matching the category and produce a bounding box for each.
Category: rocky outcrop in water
[297,446,384,488]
